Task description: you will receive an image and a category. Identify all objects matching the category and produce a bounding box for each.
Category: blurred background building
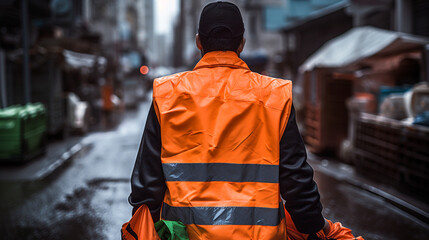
[0,0,158,138]
[1,0,429,239]
[169,0,428,77]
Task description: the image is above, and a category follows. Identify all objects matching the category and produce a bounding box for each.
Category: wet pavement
[0,101,149,240]
[1,99,429,240]
[0,137,86,181]
[315,170,429,239]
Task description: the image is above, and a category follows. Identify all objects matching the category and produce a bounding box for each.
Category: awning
[63,50,107,69]
[300,26,429,72]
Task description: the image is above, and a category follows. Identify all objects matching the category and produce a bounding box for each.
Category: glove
[307,219,365,240]
[307,229,330,240]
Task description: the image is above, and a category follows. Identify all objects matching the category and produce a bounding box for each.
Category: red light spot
[140,65,149,75]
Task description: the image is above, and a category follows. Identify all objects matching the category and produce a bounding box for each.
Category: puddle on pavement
[314,171,429,240]
[0,177,130,240]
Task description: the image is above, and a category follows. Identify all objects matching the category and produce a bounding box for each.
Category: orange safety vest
[153,51,292,240]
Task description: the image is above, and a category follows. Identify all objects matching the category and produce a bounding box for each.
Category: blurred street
[1,0,429,239]
[0,100,151,240]
[0,98,428,240]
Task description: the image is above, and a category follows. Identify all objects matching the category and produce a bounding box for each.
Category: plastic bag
[284,207,364,240]
[121,205,161,240]
[155,220,190,240]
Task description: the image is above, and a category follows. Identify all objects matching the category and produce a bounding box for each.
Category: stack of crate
[353,113,429,198]
[303,68,353,154]
[401,125,429,196]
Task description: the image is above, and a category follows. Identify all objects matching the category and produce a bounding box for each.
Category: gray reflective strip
[162,202,285,226]
[162,163,278,183]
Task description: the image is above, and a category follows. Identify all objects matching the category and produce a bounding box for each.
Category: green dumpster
[0,103,47,161]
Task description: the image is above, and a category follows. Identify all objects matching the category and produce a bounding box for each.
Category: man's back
[152,51,291,239]
[154,51,291,166]
[128,2,326,239]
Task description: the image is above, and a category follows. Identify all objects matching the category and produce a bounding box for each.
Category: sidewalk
[307,152,429,226]
[0,136,90,181]
[0,106,126,182]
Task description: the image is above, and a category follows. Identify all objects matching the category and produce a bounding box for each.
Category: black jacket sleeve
[128,102,166,222]
[279,104,325,234]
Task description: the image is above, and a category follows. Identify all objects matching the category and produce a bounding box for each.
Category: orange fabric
[185,218,287,240]
[164,181,279,208]
[324,221,365,240]
[153,51,293,239]
[121,205,160,240]
[284,208,364,240]
[154,92,288,165]
[284,207,307,240]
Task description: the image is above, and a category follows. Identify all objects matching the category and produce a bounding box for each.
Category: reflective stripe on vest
[161,202,285,226]
[162,162,284,226]
[162,163,279,183]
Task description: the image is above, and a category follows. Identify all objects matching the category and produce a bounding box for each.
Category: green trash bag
[154,220,189,240]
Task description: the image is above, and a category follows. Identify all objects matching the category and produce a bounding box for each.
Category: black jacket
[129,102,324,234]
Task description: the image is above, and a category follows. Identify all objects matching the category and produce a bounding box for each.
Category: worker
[101,76,114,127]
[128,1,331,239]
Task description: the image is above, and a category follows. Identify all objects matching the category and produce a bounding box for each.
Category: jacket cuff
[293,212,325,234]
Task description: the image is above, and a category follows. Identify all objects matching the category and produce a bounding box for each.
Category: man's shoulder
[153,71,191,98]
[248,73,293,110]
[251,72,292,92]
[153,71,190,85]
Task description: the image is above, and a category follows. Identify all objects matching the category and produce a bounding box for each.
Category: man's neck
[201,50,240,58]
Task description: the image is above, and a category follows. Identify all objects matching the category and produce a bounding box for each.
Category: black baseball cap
[198,1,245,39]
